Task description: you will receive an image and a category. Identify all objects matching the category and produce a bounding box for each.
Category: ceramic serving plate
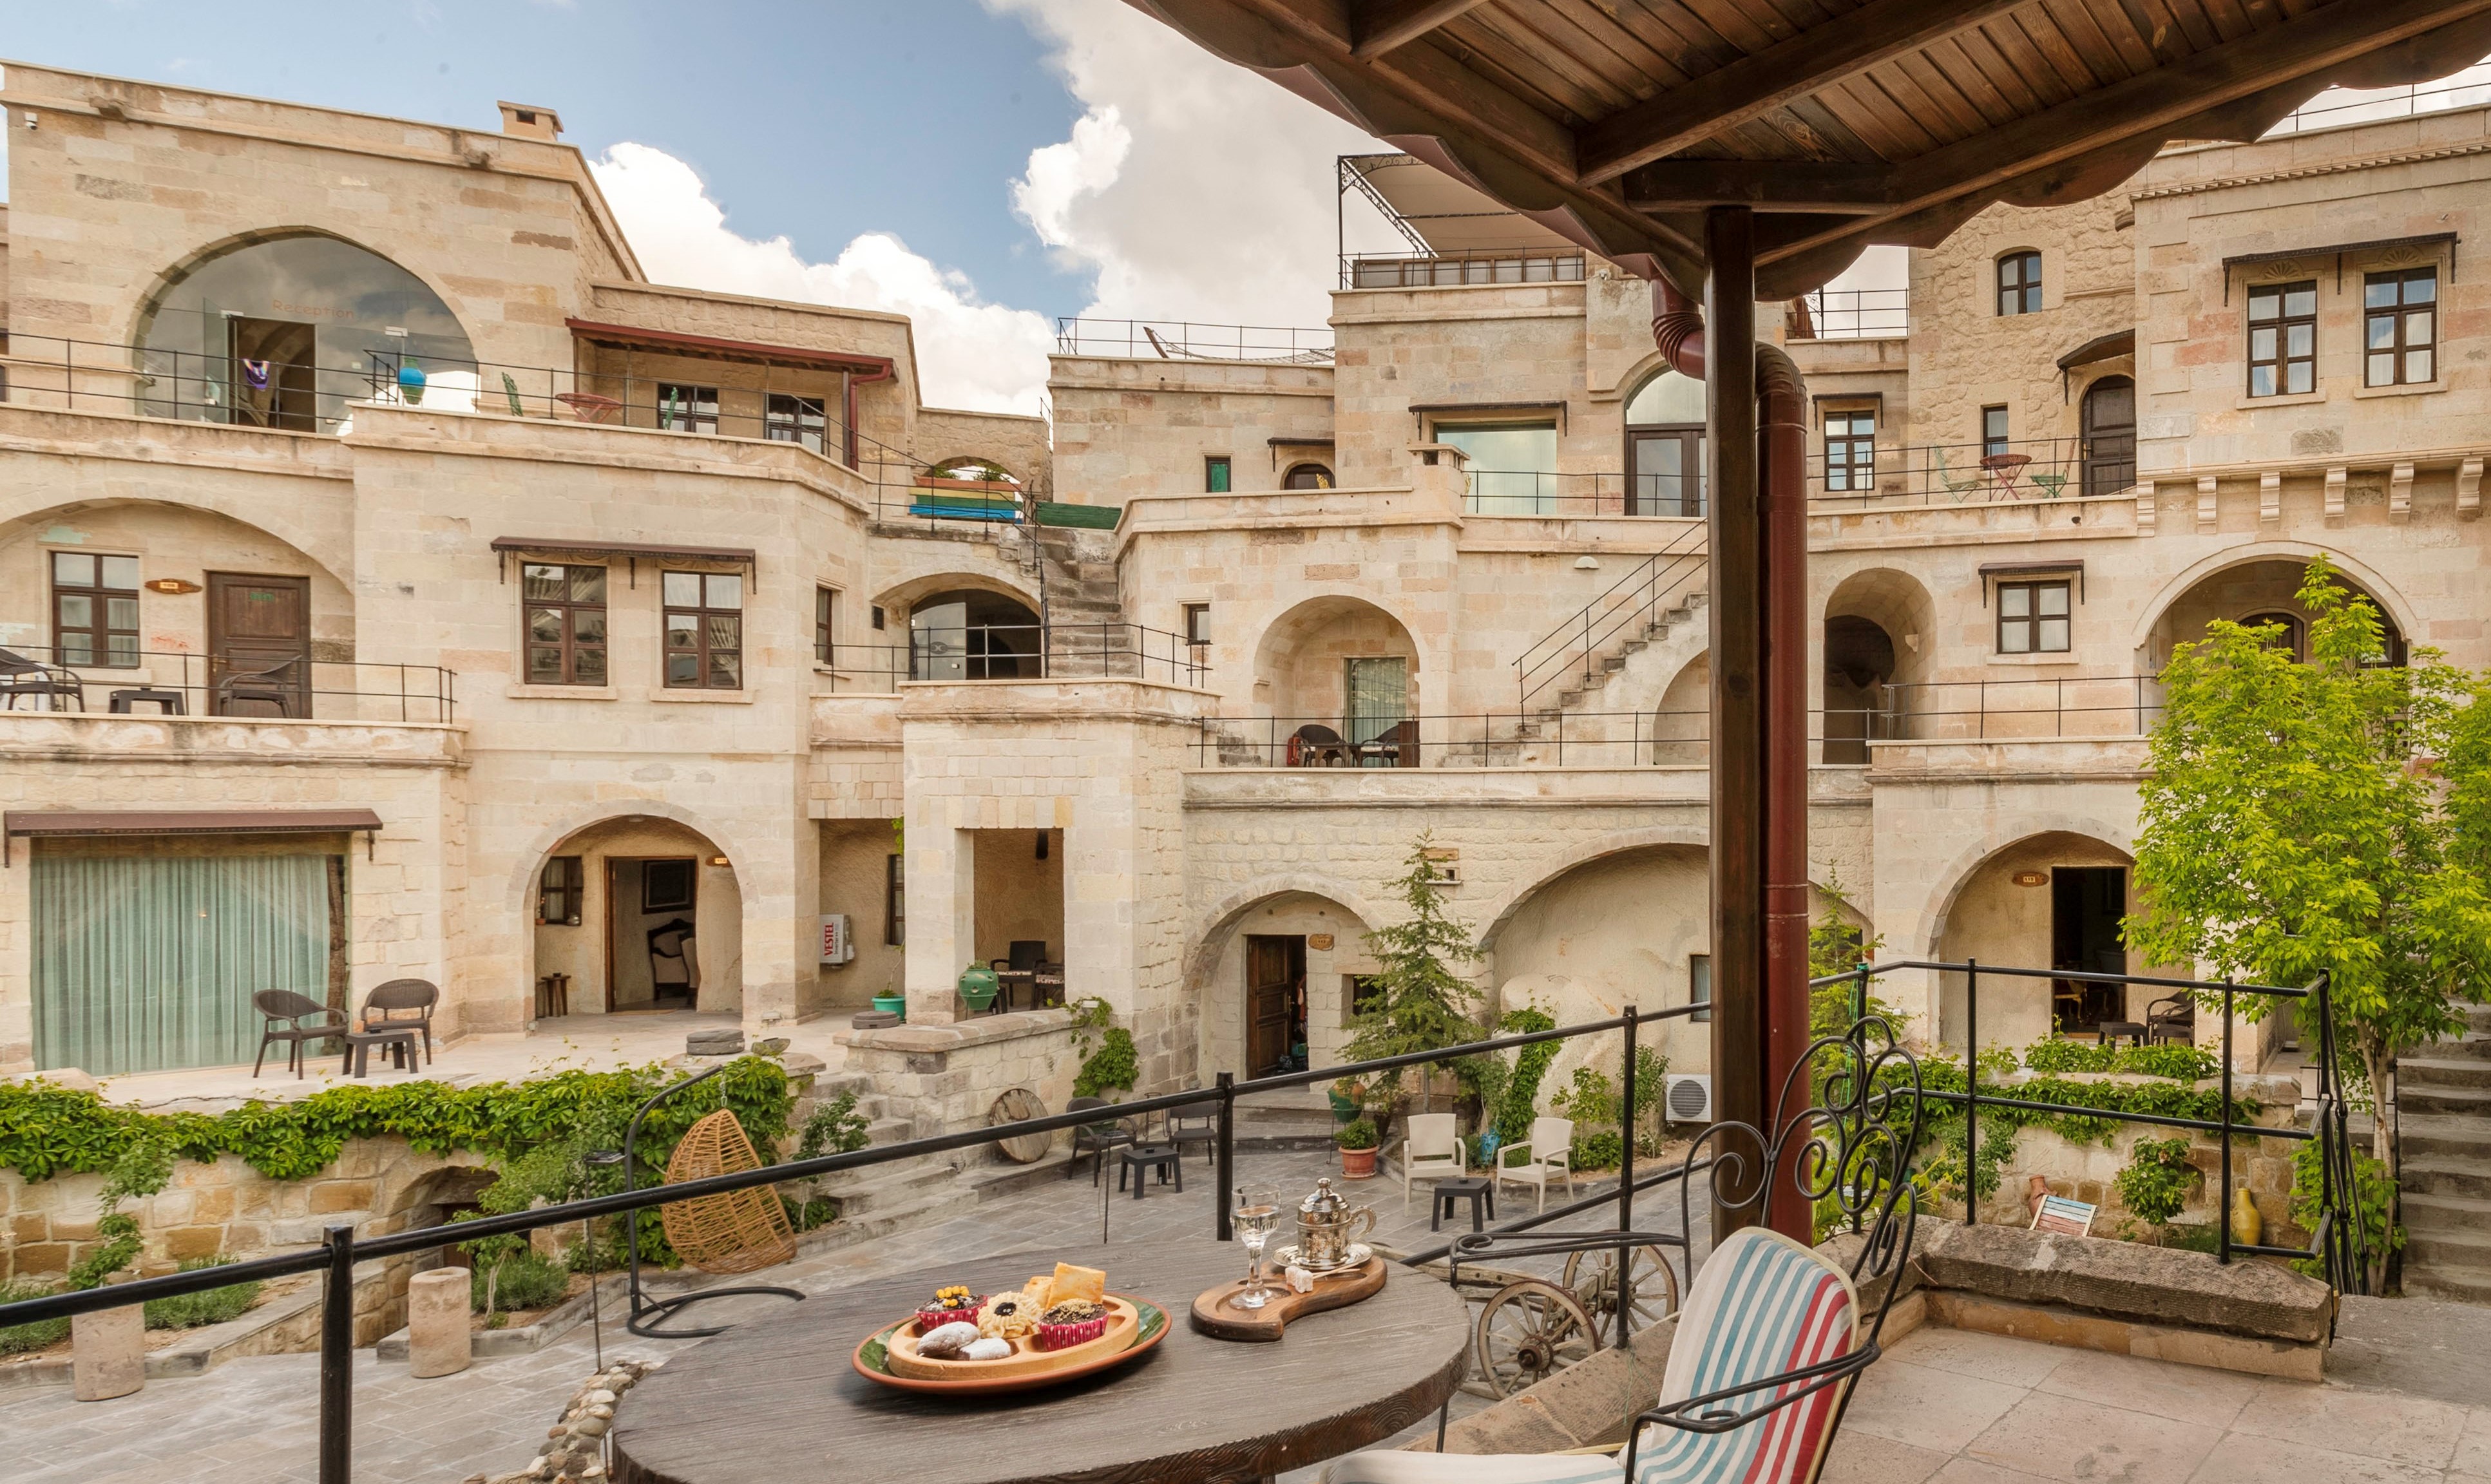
[852,1295,1169,1396]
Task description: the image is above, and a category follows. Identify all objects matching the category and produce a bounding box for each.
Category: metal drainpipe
[1651,278,1813,1240]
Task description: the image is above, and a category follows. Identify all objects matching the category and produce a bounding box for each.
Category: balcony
[1460,470,1703,518]
[1050,318,1333,364]
[818,623,1207,694]
[1,649,457,724]
[1340,247,1588,290]
[1788,285,1908,339]
[1809,437,2137,506]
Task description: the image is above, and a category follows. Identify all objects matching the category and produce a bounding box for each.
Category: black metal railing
[817,623,1208,692]
[1511,524,1709,713]
[1194,707,1890,768]
[1461,470,1703,518]
[1790,287,1908,340]
[1051,318,1334,364]
[1806,436,2135,506]
[1820,960,2369,1293]
[0,648,457,725]
[1341,249,1589,290]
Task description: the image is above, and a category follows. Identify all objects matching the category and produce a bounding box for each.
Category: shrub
[1335,1118,1379,1151]
[472,1248,568,1315]
[142,1257,263,1330]
[1072,1027,1138,1099]
[2113,1137,2199,1232]
[0,1278,68,1355]
[1569,1129,1623,1171]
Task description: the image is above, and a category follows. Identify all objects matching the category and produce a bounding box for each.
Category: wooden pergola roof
[1129,0,2491,296]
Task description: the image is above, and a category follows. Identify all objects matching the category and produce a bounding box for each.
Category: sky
[0,0,1410,414]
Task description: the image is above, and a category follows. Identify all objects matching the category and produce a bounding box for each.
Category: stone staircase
[2399,1002,2491,1303]
[796,1070,962,1224]
[1519,589,1708,729]
[1022,525,1132,678]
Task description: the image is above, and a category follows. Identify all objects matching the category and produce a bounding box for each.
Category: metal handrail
[0,647,457,724]
[817,622,1208,692]
[1051,318,1334,363]
[1790,287,1908,340]
[1510,522,1710,714]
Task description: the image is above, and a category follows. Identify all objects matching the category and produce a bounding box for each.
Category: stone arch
[510,800,752,1019]
[1185,879,1389,1080]
[0,495,351,599]
[870,569,1042,618]
[2128,542,2418,665]
[124,225,477,352]
[1249,593,1425,730]
[1820,567,1934,758]
[923,455,1024,485]
[1653,651,1708,765]
[1923,826,2141,1049]
[1473,826,1713,955]
[1916,815,2138,961]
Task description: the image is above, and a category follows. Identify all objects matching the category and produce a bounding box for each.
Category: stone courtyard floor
[4,1137,2483,1484]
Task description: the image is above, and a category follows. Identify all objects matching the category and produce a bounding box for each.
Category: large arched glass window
[136,233,477,432]
[909,589,1042,681]
[1624,368,1704,516]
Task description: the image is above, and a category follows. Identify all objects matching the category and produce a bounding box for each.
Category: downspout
[844,363,895,471]
[1652,281,1813,1239]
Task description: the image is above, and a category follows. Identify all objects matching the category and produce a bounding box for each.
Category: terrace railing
[1808,437,2126,506]
[1462,470,1703,518]
[1512,523,1710,714]
[1790,287,1909,340]
[1,648,457,725]
[821,622,1208,692]
[1341,248,1589,290]
[1051,318,1334,364]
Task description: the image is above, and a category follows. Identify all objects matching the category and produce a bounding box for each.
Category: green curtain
[1344,657,1409,746]
[32,855,332,1075]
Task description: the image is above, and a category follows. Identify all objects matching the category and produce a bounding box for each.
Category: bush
[1570,1129,1623,1171]
[0,1278,69,1356]
[472,1248,569,1315]
[1335,1118,1379,1151]
[143,1257,263,1330]
[2019,1039,2216,1081]
[2113,1137,2199,1231]
[1073,1027,1139,1100]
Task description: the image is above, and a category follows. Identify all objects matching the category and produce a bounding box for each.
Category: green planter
[871,993,907,1021]
[958,963,1000,1013]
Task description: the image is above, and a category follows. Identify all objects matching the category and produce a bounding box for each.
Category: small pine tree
[1344,834,1486,1104]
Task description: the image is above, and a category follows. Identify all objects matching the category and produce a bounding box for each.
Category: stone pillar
[406,1266,472,1378]
[71,1275,144,1402]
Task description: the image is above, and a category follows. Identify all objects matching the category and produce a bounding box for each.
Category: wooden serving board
[1190,1257,1386,1341]
[855,1295,1165,1395]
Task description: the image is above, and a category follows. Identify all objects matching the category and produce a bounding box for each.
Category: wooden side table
[536,974,571,1018]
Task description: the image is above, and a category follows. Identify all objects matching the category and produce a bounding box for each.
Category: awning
[2056,331,2135,372]
[1341,153,1576,258]
[1978,560,2086,607]
[490,537,759,587]
[563,319,895,376]
[5,808,383,865]
[2220,233,2458,300]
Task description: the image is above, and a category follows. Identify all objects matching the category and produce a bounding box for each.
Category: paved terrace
[5,1132,2485,1484]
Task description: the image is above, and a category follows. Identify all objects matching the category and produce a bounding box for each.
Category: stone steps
[2401,1152,2491,1201]
[2404,1054,2491,1089]
[2404,1263,2491,1305]
[2401,1081,2491,1117]
[2397,1013,2491,1304]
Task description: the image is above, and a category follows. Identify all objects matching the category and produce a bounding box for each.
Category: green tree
[2124,558,2491,1190]
[1806,872,1897,1042]
[1344,835,1487,1105]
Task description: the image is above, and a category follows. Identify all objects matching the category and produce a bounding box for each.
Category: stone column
[406,1266,472,1378]
[71,1274,144,1402]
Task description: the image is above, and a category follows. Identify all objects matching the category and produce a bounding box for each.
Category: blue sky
[3,1,1096,312]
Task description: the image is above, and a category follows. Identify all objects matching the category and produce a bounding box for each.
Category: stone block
[1911,1221,2332,1343]
[162,1225,227,1261]
[72,1279,145,1402]
[406,1267,472,1378]
[309,1180,378,1215]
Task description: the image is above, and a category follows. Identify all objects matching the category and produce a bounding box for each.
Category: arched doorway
[1249,596,1423,766]
[530,816,743,1018]
[2079,376,2135,497]
[1625,369,1705,517]
[1820,567,1933,752]
[2143,558,2406,674]
[909,588,1043,680]
[136,232,478,432]
[1283,462,1335,490]
[1199,892,1379,1078]
[1933,832,2135,1048]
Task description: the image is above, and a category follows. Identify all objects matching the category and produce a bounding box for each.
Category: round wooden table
[609,1241,1473,1484]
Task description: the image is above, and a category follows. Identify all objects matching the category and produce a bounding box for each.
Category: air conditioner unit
[1663,1073,1713,1125]
[817,913,855,966]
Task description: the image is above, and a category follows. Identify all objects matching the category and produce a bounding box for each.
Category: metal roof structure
[1132,0,2491,294]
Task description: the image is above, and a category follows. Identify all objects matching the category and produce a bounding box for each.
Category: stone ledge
[1911,1221,2333,1344]
[834,1009,1073,1055]
[1927,1290,2324,1382]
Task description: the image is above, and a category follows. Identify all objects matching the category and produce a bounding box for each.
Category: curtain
[1344,657,1409,746]
[33,855,332,1075]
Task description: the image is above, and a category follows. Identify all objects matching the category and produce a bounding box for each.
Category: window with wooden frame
[1996,251,2041,316]
[656,383,720,433]
[1822,409,1876,491]
[1690,953,1711,1023]
[1205,456,1232,493]
[662,571,743,689]
[1347,974,1388,1023]
[884,851,906,946]
[2364,268,2436,386]
[765,393,828,453]
[1981,405,2010,461]
[1283,462,1335,490]
[814,586,838,665]
[50,551,141,668]
[1183,602,1211,646]
[538,855,584,926]
[522,563,609,685]
[2246,280,2317,397]
[1997,579,2072,654]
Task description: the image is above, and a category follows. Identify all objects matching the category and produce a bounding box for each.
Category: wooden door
[207,573,312,718]
[1245,935,1300,1076]
[2051,867,2128,1030]
[2080,377,2135,497]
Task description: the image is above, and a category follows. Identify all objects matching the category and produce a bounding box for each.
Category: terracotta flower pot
[1339,1145,1379,1179]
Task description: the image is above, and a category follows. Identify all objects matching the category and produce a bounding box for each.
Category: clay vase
[2231,1186,2263,1248]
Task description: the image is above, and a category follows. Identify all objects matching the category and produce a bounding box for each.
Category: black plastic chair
[361,978,441,1065]
[1064,1096,1138,1184]
[1167,1097,1220,1165]
[1287,723,1350,766]
[0,647,84,712]
[253,989,347,1080]
[2144,993,2196,1045]
[214,656,301,718]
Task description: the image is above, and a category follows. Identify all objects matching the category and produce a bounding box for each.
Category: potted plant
[958,962,1000,1014]
[1335,1117,1380,1179]
[870,991,907,1020]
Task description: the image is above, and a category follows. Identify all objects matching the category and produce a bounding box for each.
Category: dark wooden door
[2080,377,2135,497]
[1245,935,1302,1076]
[207,573,312,718]
[2051,867,2128,1030]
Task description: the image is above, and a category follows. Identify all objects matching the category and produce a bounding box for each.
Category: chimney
[496,102,562,140]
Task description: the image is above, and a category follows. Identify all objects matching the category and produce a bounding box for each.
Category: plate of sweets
[854,1261,1169,1396]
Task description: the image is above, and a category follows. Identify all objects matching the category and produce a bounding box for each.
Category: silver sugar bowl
[1295,1177,1378,1271]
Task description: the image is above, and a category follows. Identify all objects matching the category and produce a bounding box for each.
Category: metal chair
[2144,993,2196,1045]
[360,978,441,1065]
[0,647,84,712]
[1064,1096,1138,1184]
[253,989,347,1080]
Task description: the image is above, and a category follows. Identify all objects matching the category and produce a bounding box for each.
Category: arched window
[2239,611,2304,661]
[908,588,1042,681]
[1997,251,2043,316]
[1283,462,1335,490]
[1624,368,1704,516]
[137,233,477,432]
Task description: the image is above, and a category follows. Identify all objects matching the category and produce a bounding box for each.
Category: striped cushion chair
[1323,1226,1862,1484]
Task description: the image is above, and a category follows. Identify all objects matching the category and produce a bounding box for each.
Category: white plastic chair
[1398,1112,1467,1212]
[1494,1116,1576,1213]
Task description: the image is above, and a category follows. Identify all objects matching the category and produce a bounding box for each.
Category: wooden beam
[1350,0,1492,58]
[1621,159,1896,214]
[1763,0,2491,267]
[1576,0,2037,186]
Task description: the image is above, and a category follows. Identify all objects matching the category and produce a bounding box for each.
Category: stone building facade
[1,62,2485,1140]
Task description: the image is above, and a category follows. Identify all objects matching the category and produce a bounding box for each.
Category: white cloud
[993,0,1402,327]
[589,142,1057,415]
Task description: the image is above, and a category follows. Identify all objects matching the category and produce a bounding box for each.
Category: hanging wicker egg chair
[660,1108,797,1275]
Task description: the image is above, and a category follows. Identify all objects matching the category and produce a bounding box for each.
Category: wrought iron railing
[1512,524,1710,714]
[1461,470,1702,518]
[1051,318,1334,363]
[1789,287,1908,340]
[1806,436,2132,505]
[0,647,457,724]
[820,623,1208,691]
[1195,709,1888,768]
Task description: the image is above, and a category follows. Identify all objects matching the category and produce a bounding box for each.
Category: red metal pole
[1760,343,1813,1242]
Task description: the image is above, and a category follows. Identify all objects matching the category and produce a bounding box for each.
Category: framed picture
[643,858,696,912]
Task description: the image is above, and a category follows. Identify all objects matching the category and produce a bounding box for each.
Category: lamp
[607,1063,805,1338]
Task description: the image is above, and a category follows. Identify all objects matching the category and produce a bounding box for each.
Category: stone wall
[1975,1072,2305,1241]
[833,1011,1080,1143]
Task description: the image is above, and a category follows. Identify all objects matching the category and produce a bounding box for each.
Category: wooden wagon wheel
[1472,1279,1598,1398]
[1561,1244,1680,1340]
[991,1088,1052,1165]
[661,1108,796,1275]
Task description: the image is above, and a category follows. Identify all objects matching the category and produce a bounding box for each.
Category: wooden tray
[852,1295,1167,1395]
[1189,1257,1386,1341]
